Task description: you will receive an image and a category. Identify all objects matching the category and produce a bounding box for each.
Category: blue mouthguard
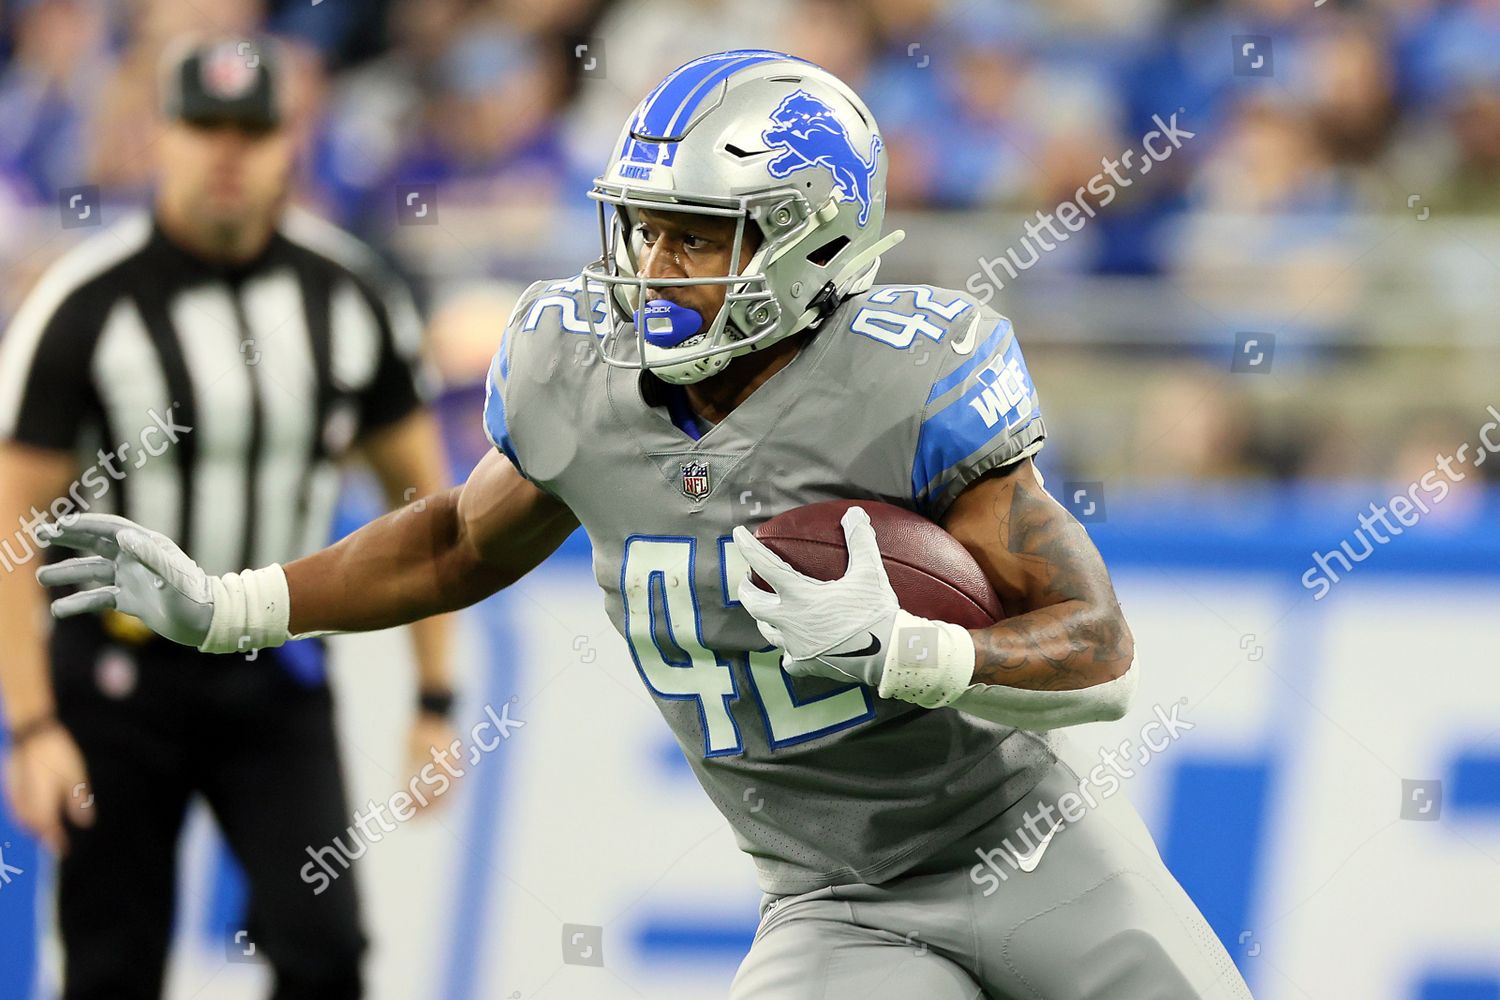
[637,299,704,348]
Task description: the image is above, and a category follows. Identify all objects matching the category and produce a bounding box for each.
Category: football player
[40,51,1253,998]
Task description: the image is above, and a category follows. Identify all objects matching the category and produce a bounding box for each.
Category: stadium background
[1,0,1499,997]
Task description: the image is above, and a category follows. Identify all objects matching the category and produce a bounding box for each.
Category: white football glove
[731,505,901,688]
[36,513,291,654]
[733,505,980,708]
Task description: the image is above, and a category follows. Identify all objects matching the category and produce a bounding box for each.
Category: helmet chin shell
[646,341,734,385]
[581,50,891,385]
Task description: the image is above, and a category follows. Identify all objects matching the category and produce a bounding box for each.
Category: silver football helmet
[582,49,906,384]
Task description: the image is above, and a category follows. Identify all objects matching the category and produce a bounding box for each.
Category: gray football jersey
[485,276,1056,894]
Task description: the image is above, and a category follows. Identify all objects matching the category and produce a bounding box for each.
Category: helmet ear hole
[806,235,850,267]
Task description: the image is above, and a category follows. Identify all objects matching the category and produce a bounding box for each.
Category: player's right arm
[285,448,577,635]
[38,447,577,651]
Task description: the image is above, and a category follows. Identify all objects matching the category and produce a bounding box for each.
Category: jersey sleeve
[910,312,1045,518]
[0,283,99,451]
[483,324,525,475]
[482,280,553,483]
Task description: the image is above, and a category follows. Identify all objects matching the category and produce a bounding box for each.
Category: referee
[0,39,455,1000]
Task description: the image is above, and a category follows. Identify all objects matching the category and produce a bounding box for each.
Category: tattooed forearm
[968,598,1131,691]
[941,460,1134,692]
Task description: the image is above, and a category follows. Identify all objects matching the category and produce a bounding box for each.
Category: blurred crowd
[1,0,1497,489]
[4,0,1499,247]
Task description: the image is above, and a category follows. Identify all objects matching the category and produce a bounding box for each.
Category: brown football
[751,499,1004,628]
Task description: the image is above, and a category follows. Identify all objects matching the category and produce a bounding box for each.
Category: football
[751,499,1005,628]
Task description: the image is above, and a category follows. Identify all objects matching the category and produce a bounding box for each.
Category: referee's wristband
[418,689,455,718]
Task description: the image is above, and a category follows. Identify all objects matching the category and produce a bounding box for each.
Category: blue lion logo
[762,90,882,227]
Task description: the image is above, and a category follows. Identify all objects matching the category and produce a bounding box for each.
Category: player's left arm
[941,456,1134,694]
[735,302,1134,730]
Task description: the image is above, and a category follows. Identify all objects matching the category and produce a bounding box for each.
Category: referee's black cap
[161,37,283,130]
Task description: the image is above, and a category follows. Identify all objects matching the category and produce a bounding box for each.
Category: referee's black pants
[51,618,366,1000]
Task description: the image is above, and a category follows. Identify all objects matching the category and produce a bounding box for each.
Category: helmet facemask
[582,187,811,385]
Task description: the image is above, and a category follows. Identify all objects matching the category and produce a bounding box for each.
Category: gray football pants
[730,763,1254,999]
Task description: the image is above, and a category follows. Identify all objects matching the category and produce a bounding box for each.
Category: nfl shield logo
[680,461,711,500]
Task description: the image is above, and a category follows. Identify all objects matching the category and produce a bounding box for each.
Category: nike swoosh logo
[827,633,881,659]
[1013,821,1064,873]
[949,311,982,356]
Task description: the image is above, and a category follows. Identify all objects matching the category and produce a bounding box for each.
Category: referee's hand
[36,514,216,649]
[3,724,94,853]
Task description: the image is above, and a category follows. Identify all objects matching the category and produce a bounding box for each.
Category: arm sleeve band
[199,564,293,654]
[875,609,1138,729]
[951,664,1137,731]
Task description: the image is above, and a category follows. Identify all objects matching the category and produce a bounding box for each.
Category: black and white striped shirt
[0,209,427,576]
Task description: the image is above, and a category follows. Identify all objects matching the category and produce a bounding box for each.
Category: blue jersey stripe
[925,317,1010,405]
[912,336,1039,502]
[483,348,524,472]
[482,353,505,447]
